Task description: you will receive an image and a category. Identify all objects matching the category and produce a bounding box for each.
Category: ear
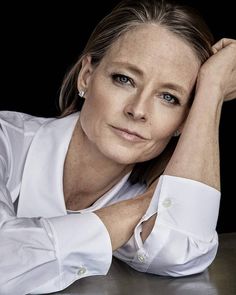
[77,55,94,96]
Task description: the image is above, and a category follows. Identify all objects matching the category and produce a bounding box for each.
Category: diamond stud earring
[78,90,85,97]
[174,130,180,137]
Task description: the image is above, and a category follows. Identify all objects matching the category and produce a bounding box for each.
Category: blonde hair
[58,0,214,185]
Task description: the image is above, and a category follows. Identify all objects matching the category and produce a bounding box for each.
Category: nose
[124,95,148,122]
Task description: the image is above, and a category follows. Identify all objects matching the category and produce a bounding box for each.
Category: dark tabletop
[52,232,236,295]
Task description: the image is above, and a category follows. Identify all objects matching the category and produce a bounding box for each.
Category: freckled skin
[78,24,201,165]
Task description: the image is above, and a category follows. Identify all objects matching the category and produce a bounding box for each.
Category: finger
[212,38,236,53]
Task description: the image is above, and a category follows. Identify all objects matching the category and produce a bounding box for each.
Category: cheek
[85,75,115,109]
[86,76,128,115]
[150,110,185,140]
[85,85,106,109]
[80,76,121,134]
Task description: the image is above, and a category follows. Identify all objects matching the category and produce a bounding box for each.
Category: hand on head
[198,38,236,102]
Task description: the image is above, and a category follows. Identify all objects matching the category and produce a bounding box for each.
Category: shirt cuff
[44,212,112,290]
[145,175,221,241]
[114,175,220,274]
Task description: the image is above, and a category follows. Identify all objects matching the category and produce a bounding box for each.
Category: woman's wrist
[195,73,224,106]
[193,79,224,122]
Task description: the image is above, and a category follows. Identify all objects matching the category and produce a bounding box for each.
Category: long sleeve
[113,175,220,276]
[0,127,112,294]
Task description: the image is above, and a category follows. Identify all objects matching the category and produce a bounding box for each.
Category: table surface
[52,232,236,295]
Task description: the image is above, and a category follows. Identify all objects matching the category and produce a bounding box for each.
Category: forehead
[102,24,200,89]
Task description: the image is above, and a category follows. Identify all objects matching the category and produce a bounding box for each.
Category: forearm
[164,85,223,191]
[117,87,223,244]
[141,39,236,238]
[95,195,151,251]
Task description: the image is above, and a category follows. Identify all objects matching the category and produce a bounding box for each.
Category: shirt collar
[17,112,79,217]
[17,112,132,218]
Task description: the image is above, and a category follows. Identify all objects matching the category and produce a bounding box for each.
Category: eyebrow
[110,61,144,77]
[109,61,188,97]
[160,82,188,97]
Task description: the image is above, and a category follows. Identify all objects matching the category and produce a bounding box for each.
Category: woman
[0,0,235,294]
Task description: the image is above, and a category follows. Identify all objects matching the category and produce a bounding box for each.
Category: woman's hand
[197,38,236,102]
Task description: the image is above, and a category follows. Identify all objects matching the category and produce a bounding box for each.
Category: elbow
[114,223,219,278]
[146,231,219,277]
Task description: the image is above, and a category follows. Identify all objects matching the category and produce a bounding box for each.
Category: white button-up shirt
[0,111,220,294]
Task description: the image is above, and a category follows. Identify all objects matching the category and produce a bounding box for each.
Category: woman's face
[78,24,201,164]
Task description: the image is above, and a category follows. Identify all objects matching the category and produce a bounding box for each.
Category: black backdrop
[1,0,235,233]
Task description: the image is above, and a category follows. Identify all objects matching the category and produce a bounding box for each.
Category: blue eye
[112,73,134,86]
[162,93,179,105]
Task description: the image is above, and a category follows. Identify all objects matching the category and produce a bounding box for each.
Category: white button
[137,254,145,263]
[162,198,172,208]
[77,266,87,275]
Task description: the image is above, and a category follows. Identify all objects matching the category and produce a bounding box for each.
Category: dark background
[1,1,235,233]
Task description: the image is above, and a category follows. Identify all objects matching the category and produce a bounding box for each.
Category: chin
[102,145,140,165]
[109,152,137,165]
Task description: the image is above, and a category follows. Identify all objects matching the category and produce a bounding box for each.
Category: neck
[64,119,134,199]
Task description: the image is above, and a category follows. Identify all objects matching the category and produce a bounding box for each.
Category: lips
[111,126,147,140]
